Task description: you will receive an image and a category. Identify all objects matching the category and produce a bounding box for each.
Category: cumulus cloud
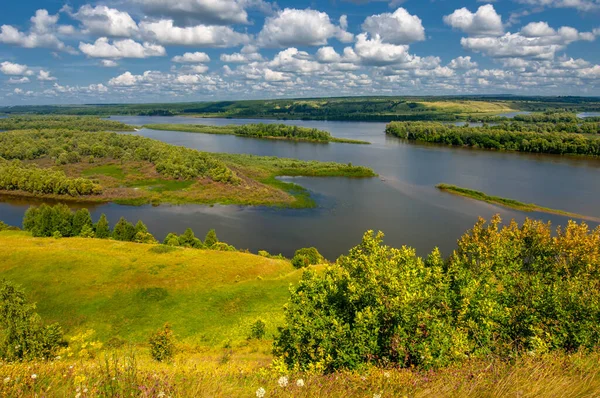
[67,5,139,37]
[448,56,478,69]
[516,0,600,11]
[257,9,353,47]
[37,70,56,81]
[443,5,504,37]
[130,0,274,26]
[139,20,250,47]
[79,38,166,59]
[7,77,30,84]
[353,33,412,65]
[461,24,597,59]
[0,9,77,53]
[172,52,211,63]
[361,8,426,44]
[0,61,32,75]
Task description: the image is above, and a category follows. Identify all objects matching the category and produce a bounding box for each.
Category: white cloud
[108,71,143,86]
[37,70,56,81]
[257,9,353,47]
[191,65,209,73]
[0,9,77,53]
[79,38,166,59]
[361,8,425,44]
[354,33,412,65]
[448,56,478,69]
[443,5,504,37]
[7,77,30,84]
[131,0,274,26]
[68,5,139,37]
[220,45,264,63]
[172,52,211,63]
[87,83,108,93]
[0,61,32,75]
[516,0,600,11]
[139,20,250,47]
[100,60,119,67]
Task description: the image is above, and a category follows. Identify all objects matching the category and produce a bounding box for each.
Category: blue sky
[0,0,599,105]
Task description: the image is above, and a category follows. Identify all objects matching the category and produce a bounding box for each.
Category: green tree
[112,217,136,242]
[163,233,180,246]
[0,280,65,361]
[204,229,219,248]
[94,214,111,239]
[72,208,93,236]
[179,228,203,248]
[149,324,175,362]
[291,247,324,268]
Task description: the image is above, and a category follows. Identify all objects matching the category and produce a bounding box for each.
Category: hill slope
[0,231,303,344]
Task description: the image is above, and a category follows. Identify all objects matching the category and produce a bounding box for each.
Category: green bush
[113,217,136,242]
[149,324,175,362]
[291,247,324,268]
[204,229,218,248]
[94,214,111,239]
[249,319,267,340]
[275,217,600,372]
[0,280,65,361]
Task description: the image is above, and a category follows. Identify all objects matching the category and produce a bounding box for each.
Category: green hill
[0,231,303,345]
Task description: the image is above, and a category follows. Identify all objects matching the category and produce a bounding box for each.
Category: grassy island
[143,123,370,144]
[0,129,376,207]
[436,183,599,221]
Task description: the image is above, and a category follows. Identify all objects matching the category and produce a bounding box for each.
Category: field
[1,231,600,397]
[417,100,516,115]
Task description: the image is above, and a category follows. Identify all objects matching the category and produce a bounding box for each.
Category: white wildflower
[83,388,88,393]
[3,377,10,384]
[256,387,266,398]
[157,392,166,398]
[31,374,37,379]
[278,376,289,387]
[75,394,81,398]
[373,393,382,398]
[296,378,305,387]
[384,371,390,378]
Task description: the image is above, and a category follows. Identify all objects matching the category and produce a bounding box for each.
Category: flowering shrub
[275,216,600,372]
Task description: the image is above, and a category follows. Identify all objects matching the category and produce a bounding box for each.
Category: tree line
[234,124,333,142]
[0,115,134,132]
[0,158,101,196]
[0,130,240,184]
[386,121,600,156]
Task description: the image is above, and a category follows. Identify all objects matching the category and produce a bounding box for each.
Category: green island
[2,211,600,396]
[436,183,600,222]
[386,120,600,156]
[3,96,599,121]
[0,126,375,207]
[143,123,370,144]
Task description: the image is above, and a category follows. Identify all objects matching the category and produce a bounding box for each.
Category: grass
[143,123,371,145]
[82,164,126,180]
[418,100,516,115]
[0,230,302,344]
[437,183,600,222]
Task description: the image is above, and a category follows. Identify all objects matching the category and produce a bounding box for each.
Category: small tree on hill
[94,214,111,239]
[291,247,324,268]
[113,217,136,242]
[149,323,175,362]
[179,228,203,248]
[204,229,218,248]
[163,233,180,246]
[72,209,93,236]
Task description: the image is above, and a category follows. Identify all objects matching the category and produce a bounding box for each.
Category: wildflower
[157,392,166,398]
[278,376,289,387]
[31,374,38,379]
[256,387,266,397]
[83,388,88,393]
[296,379,305,387]
[383,371,390,379]
[75,394,81,398]
[373,394,382,398]
[3,377,10,384]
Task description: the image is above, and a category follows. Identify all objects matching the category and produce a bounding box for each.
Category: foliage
[0,280,65,361]
[0,221,19,232]
[113,217,136,242]
[72,209,93,236]
[249,319,267,340]
[149,324,175,362]
[386,121,600,156]
[23,203,75,237]
[94,214,111,239]
[204,229,219,248]
[275,217,600,372]
[178,228,204,248]
[58,329,103,360]
[0,129,240,184]
[0,115,134,132]
[0,158,101,196]
[291,247,324,268]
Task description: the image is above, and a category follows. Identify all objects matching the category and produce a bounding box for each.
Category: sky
[0,0,599,105]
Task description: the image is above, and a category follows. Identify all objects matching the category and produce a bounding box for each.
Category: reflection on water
[2,115,599,259]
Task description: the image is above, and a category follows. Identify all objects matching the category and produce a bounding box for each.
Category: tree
[149,323,175,362]
[80,224,95,238]
[134,220,148,235]
[133,221,157,244]
[179,228,203,248]
[163,233,180,246]
[291,247,324,268]
[112,217,136,242]
[0,280,65,361]
[72,209,92,236]
[204,229,218,248]
[94,214,111,239]
[22,204,74,237]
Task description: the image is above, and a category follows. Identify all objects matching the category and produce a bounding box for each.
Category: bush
[0,221,19,232]
[94,214,111,239]
[291,247,324,268]
[274,217,600,373]
[149,324,175,362]
[249,319,267,340]
[204,229,218,248]
[178,228,203,248]
[163,233,180,246]
[0,280,65,361]
[113,217,136,242]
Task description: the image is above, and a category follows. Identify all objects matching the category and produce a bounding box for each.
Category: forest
[386,121,600,156]
[2,96,599,122]
[144,123,370,144]
[0,115,134,131]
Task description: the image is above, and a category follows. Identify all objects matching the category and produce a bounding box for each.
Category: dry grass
[418,101,516,115]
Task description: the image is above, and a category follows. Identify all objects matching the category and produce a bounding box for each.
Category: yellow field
[418,100,516,114]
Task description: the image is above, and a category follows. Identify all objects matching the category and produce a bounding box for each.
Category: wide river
[1,115,600,259]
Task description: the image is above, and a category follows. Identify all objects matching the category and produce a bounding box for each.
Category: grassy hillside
[0,231,304,345]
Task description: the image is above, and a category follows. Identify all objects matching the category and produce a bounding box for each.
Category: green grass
[125,179,195,193]
[143,123,371,145]
[0,231,304,345]
[436,183,599,222]
[82,164,126,180]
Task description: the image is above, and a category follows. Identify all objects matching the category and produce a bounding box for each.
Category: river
[1,115,599,259]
